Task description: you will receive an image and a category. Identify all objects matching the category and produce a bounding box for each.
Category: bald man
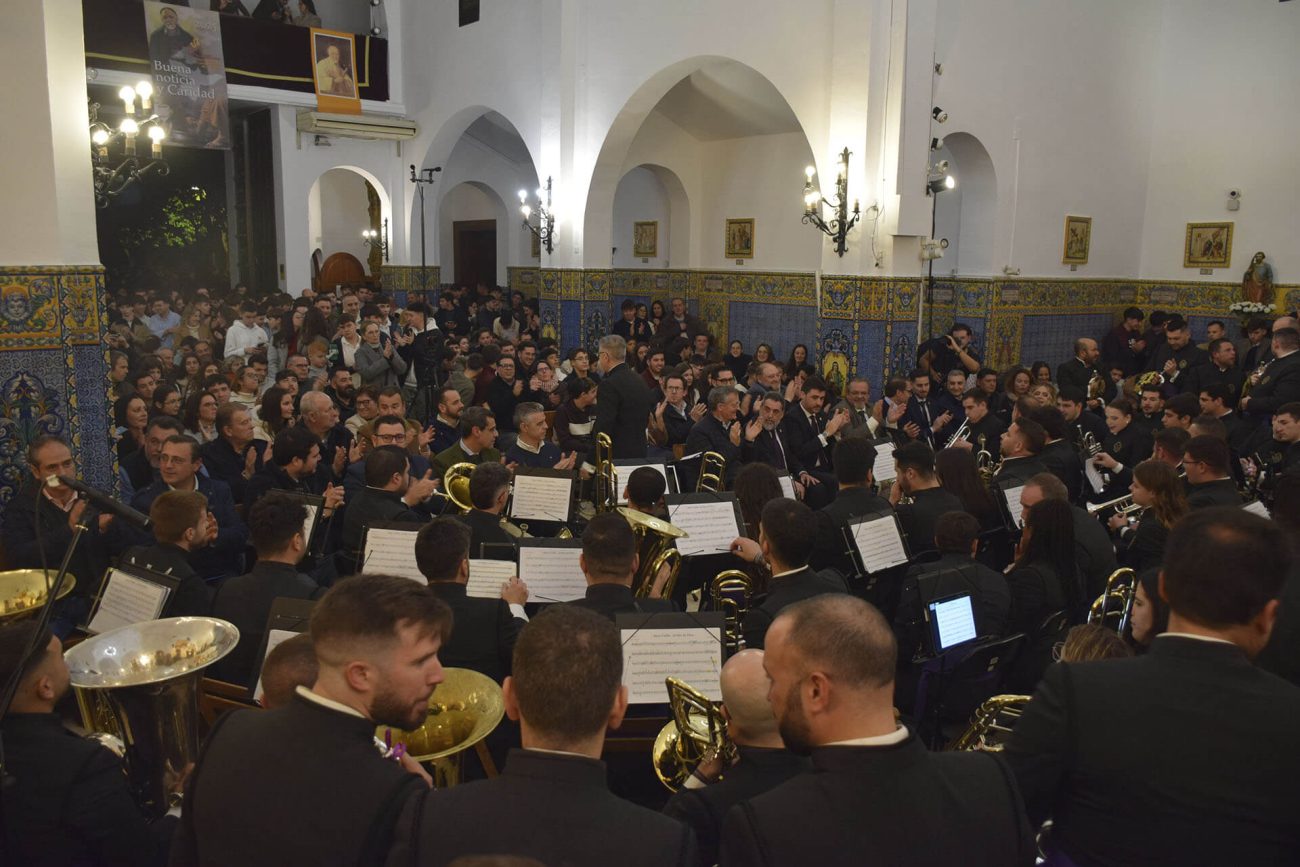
[661,650,810,865]
[1057,338,1103,409]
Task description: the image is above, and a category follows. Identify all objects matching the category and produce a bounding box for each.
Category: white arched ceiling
[584,56,821,270]
[932,131,998,276]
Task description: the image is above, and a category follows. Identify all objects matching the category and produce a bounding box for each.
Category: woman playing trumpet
[1107,460,1188,572]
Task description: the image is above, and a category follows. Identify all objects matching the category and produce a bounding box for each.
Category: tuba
[709,569,753,655]
[651,676,733,791]
[619,507,688,600]
[948,694,1032,752]
[696,452,727,493]
[66,617,240,818]
[1087,567,1137,634]
[0,569,75,619]
[376,667,505,787]
[593,433,618,513]
[439,461,476,513]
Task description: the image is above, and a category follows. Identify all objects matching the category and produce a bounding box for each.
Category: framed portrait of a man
[1184,222,1233,269]
[310,28,361,114]
[725,218,754,260]
[633,221,658,258]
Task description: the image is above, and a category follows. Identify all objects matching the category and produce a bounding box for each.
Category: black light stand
[408,165,442,301]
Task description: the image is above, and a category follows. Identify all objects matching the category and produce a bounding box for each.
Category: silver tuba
[66,617,240,818]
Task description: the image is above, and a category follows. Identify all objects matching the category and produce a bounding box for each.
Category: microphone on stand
[48,476,151,530]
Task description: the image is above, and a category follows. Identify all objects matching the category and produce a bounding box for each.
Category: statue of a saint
[1242,251,1273,304]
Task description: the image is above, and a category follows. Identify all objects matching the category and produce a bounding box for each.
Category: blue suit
[128,476,248,582]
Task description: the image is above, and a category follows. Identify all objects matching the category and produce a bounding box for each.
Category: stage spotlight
[926,175,956,195]
[932,107,948,123]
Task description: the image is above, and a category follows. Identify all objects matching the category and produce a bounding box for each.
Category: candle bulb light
[136,81,154,111]
[119,86,137,115]
[147,125,165,158]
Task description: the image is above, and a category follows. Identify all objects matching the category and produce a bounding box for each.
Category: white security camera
[933,160,950,174]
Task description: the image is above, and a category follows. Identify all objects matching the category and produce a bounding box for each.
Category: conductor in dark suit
[210,492,324,687]
[414,517,526,683]
[1004,508,1300,866]
[572,512,678,619]
[663,649,810,865]
[593,334,656,459]
[173,574,452,867]
[728,498,850,649]
[385,605,700,867]
[719,594,1035,866]
[0,620,176,867]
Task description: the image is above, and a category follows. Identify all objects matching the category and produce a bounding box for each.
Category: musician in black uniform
[119,490,214,619]
[959,390,1007,453]
[0,620,176,867]
[387,605,700,867]
[1005,508,1300,867]
[340,446,431,564]
[414,517,526,682]
[572,512,678,619]
[1056,338,1104,411]
[1144,315,1209,395]
[892,441,966,553]
[808,436,891,576]
[1022,404,1083,504]
[1182,435,1242,508]
[1198,382,1251,452]
[1133,383,1165,434]
[1089,398,1152,502]
[1256,402,1300,482]
[995,417,1049,486]
[1182,338,1245,404]
[1240,326,1300,431]
[453,461,519,560]
[719,594,1035,867]
[1108,460,1188,573]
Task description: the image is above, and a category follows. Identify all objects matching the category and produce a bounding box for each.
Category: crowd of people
[1,280,1299,866]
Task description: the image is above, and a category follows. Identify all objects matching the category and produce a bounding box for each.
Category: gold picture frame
[633,221,658,257]
[1184,222,1233,269]
[725,218,754,259]
[1062,215,1091,265]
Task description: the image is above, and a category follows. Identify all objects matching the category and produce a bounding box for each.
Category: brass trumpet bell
[377,667,504,787]
[0,569,75,619]
[443,462,476,513]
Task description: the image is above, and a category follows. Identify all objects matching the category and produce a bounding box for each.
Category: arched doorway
[307,166,392,287]
[931,132,997,276]
[611,164,689,268]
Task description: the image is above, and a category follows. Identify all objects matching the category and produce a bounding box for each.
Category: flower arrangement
[1229,301,1275,316]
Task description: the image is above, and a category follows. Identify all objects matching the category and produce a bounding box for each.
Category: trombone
[593,432,617,513]
[709,569,752,655]
[696,452,727,493]
[975,434,998,486]
[1088,567,1137,635]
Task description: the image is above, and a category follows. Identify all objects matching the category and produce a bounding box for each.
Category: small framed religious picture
[1062,215,1091,265]
[633,221,658,258]
[1184,221,1233,269]
[310,29,361,115]
[725,218,755,259]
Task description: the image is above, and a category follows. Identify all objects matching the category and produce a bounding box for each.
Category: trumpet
[1085,493,1142,517]
[1079,430,1102,459]
[943,417,970,449]
[975,434,998,486]
[1240,359,1271,401]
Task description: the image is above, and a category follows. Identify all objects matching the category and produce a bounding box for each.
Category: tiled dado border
[507,266,1297,378]
[379,265,441,308]
[0,265,113,510]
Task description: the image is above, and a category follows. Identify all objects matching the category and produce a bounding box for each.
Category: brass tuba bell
[66,617,240,818]
[618,507,688,600]
[0,569,75,620]
[651,676,733,791]
[441,461,476,513]
[377,667,505,787]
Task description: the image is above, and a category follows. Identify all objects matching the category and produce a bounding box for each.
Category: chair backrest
[1036,608,1070,641]
[949,633,1026,681]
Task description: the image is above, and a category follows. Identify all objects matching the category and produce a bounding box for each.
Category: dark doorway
[454,220,496,289]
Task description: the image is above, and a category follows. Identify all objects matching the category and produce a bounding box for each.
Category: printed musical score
[669,501,739,557]
[361,528,423,583]
[621,625,723,704]
[516,546,586,603]
[509,474,573,522]
[1003,485,1026,529]
[88,570,170,634]
[873,441,897,482]
[465,559,517,599]
[615,462,670,505]
[850,516,908,572]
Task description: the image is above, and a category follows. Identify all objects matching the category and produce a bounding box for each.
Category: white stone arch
[583,55,822,269]
[307,165,392,271]
[932,131,998,276]
[437,180,511,288]
[611,163,691,268]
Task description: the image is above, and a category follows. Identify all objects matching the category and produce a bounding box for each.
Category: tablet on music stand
[923,593,978,656]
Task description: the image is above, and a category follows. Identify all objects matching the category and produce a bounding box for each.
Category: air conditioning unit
[296,111,418,141]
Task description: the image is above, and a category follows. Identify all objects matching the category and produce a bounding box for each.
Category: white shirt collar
[771,566,805,579]
[515,437,542,455]
[459,439,478,457]
[295,685,365,718]
[825,725,909,747]
[1160,632,1234,646]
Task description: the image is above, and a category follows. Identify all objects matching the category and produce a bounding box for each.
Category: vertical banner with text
[310,28,363,115]
[142,2,231,149]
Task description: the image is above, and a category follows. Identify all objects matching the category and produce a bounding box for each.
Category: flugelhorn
[943,417,970,449]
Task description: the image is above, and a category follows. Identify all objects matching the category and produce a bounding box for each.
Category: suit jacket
[0,713,174,867]
[741,566,849,649]
[1071,504,1119,602]
[993,455,1048,487]
[426,582,522,682]
[1056,356,1100,396]
[200,436,266,508]
[428,417,459,456]
[453,509,516,560]
[662,746,811,866]
[901,397,941,447]
[684,414,741,486]
[1182,362,1246,405]
[430,441,503,482]
[1,481,109,600]
[593,362,656,459]
[209,560,323,687]
[1186,478,1241,509]
[809,487,891,574]
[1040,439,1083,503]
[385,749,699,867]
[894,487,965,554]
[833,400,882,438]
[120,543,212,619]
[1245,350,1300,419]
[1259,562,1300,687]
[1115,513,1169,573]
[341,487,423,559]
[781,405,834,471]
[1005,636,1300,866]
[745,425,802,476]
[660,402,695,446]
[720,734,1034,867]
[173,693,423,867]
[571,582,678,620]
[129,476,247,581]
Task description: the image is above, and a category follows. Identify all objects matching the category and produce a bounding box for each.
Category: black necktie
[771,429,787,470]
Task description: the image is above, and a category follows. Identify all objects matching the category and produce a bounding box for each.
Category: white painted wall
[438,182,503,287]
[313,168,372,269]
[1138,0,1300,282]
[612,167,671,269]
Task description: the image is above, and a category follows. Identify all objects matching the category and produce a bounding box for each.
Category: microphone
[49,476,151,530]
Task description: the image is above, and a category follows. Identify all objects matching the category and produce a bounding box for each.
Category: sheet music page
[1003,485,1027,529]
[465,559,517,599]
[873,441,897,482]
[851,516,909,571]
[669,501,739,557]
[88,570,170,634]
[621,626,723,704]
[253,629,298,702]
[517,546,587,603]
[509,474,573,522]
[361,528,424,583]
[1243,499,1271,518]
[616,463,669,506]
[777,474,796,499]
[302,503,320,544]
[1084,460,1105,495]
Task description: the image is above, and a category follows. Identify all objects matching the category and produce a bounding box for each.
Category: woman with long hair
[783,344,809,382]
[1030,361,1052,386]
[151,385,183,421]
[174,303,214,344]
[1109,459,1188,572]
[1006,497,1079,634]
[272,304,307,373]
[1092,398,1151,501]
[935,448,1001,532]
[732,462,784,595]
[724,340,751,382]
[297,307,331,352]
[649,299,667,333]
[253,386,295,441]
[114,395,149,462]
[635,303,654,335]
[1028,382,1057,407]
[176,354,203,399]
[183,391,220,444]
[753,343,775,366]
[1126,569,1169,653]
[997,367,1031,425]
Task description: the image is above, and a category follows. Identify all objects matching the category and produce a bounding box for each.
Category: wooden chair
[199,677,260,733]
[544,410,557,443]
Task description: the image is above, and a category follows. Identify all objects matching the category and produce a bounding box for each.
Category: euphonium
[948,694,1032,752]
[709,569,752,655]
[651,676,733,791]
[439,461,476,513]
[1087,370,1106,401]
[593,432,617,512]
[1087,567,1137,634]
[618,506,688,599]
[696,451,727,493]
[66,617,240,818]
